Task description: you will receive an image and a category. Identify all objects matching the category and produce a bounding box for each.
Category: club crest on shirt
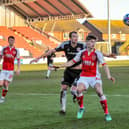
[5,50,8,53]
[82,55,85,59]
[92,54,97,61]
[77,47,81,52]
[13,50,16,55]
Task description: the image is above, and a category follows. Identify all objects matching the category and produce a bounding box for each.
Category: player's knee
[95,83,103,96]
[97,92,103,97]
[77,83,85,94]
[96,89,103,97]
[61,84,68,90]
[0,81,4,87]
[100,95,106,100]
[4,81,9,89]
[70,86,77,95]
[3,85,8,90]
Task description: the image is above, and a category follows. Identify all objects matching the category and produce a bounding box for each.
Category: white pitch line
[8,93,129,97]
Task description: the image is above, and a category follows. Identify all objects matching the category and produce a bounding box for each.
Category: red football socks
[2,89,8,97]
[76,95,84,108]
[100,99,109,114]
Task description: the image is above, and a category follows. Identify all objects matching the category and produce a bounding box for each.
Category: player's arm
[103,64,115,83]
[60,60,75,68]
[0,55,2,70]
[29,49,55,64]
[0,47,4,62]
[16,58,20,75]
[16,49,20,75]
[97,51,115,83]
[30,53,45,64]
[29,42,64,64]
[103,53,116,58]
[0,55,2,62]
[0,48,4,70]
[59,50,82,68]
[45,41,66,57]
[71,64,82,69]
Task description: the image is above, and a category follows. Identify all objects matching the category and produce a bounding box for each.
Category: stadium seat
[0,26,43,57]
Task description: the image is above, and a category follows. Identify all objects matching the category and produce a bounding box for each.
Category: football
[123,14,129,26]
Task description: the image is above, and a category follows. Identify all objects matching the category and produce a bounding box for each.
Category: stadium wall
[0,6,26,27]
[0,56,128,65]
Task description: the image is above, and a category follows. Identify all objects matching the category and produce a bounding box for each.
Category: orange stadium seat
[0,26,43,57]
[12,26,57,48]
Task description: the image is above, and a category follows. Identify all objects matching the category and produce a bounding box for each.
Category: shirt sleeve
[72,50,84,63]
[0,47,5,56]
[83,43,87,49]
[55,42,67,52]
[16,48,20,59]
[96,50,106,65]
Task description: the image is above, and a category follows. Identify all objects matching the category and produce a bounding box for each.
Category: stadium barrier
[0,56,128,65]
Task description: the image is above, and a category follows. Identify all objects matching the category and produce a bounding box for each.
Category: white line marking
[9,93,129,97]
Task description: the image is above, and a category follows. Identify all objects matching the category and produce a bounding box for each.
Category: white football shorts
[0,70,14,82]
[77,76,102,89]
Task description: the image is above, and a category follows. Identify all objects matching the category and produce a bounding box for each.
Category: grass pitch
[0,64,129,129]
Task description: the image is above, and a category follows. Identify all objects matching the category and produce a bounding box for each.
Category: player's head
[86,35,97,49]
[69,31,78,44]
[47,47,49,50]
[8,36,15,46]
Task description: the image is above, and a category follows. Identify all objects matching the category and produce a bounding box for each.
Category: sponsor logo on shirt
[92,55,97,61]
[13,50,16,55]
[5,54,14,58]
[77,47,81,52]
[83,60,94,66]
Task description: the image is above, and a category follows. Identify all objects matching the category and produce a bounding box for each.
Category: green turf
[0,66,129,129]
[7,60,129,71]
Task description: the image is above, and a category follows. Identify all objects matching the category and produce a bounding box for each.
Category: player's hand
[52,65,60,71]
[30,60,33,64]
[108,53,117,59]
[30,59,37,64]
[16,69,20,75]
[51,65,60,69]
[109,76,115,83]
[60,63,67,68]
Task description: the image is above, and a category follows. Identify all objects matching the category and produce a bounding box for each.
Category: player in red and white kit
[60,35,115,121]
[0,36,20,103]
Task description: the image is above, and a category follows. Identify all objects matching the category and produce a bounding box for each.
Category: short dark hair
[86,35,97,41]
[8,36,15,40]
[69,31,77,38]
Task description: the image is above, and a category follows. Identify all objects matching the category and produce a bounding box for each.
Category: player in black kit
[45,48,56,79]
[30,47,56,79]
[30,31,85,114]
[47,31,86,114]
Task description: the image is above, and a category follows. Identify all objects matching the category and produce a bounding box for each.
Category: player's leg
[0,71,14,103]
[0,70,5,87]
[0,71,6,103]
[59,69,75,115]
[70,85,77,102]
[0,80,4,87]
[70,71,82,102]
[76,77,88,119]
[70,77,80,103]
[0,81,4,102]
[59,84,68,115]
[94,82,112,121]
[76,83,85,108]
[46,63,57,78]
[0,80,9,103]
[46,66,51,79]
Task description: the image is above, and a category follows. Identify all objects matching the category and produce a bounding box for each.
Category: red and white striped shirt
[0,46,20,71]
[72,49,106,77]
